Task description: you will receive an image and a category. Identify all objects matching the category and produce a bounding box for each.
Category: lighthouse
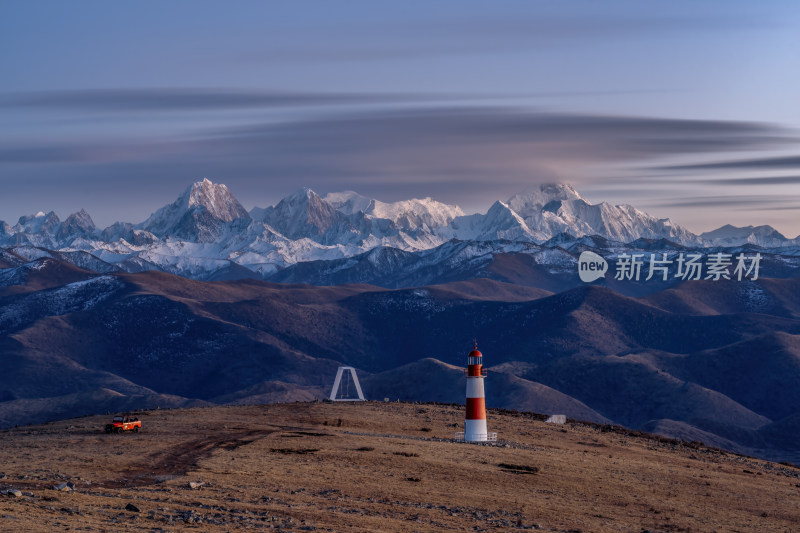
[462,341,496,442]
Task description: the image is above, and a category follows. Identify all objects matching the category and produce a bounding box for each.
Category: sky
[2,1,800,237]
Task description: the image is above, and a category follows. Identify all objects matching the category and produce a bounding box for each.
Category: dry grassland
[0,402,798,532]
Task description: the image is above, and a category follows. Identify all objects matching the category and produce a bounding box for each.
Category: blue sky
[2,1,800,236]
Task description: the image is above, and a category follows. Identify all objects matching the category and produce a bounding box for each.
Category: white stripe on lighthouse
[466,378,484,399]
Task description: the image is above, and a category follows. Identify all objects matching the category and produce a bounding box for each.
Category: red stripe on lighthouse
[466,397,485,420]
[467,364,483,377]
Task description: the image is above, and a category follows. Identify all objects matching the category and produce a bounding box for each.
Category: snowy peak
[485,200,528,226]
[64,209,95,229]
[703,224,785,240]
[3,210,99,247]
[57,209,97,242]
[370,197,464,231]
[498,183,702,245]
[141,178,250,242]
[325,191,464,231]
[251,188,458,249]
[324,191,464,231]
[507,183,585,217]
[185,178,249,222]
[100,221,134,243]
[701,224,793,247]
[282,186,317,205]
[443,200,533,241]
[324,191,374,215]
[15,211,61,234]
[259,187,342,240]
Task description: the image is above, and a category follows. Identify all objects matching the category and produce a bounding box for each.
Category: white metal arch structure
[329,366,365,401]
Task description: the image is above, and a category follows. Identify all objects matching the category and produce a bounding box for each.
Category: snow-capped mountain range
[1,178,798,281]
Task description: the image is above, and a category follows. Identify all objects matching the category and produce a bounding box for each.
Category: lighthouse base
[454,428,498,442]
[465,419,488,441]
[456,419,496,442]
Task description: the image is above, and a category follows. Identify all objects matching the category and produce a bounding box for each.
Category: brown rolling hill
[0,257,97,296]
[360,357,611,424]
[419,278,553,302]
[521,353,771,435]
[1,257,800,463]
[0,248,27,269]
[0,402,798,532]
[483,252,580,292]
[0,388,209,429]
[655,332,800,421]
[642,277,800,317]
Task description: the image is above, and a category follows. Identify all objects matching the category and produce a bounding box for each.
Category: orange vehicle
[105,415,142,434]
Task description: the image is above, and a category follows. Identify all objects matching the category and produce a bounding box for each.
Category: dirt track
[97,428,278,489]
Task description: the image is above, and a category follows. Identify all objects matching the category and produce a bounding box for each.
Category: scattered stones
[289,431,332,437]
[270,448,318,455]
[498,463,539,475]
[578,440,607,448]
[2,489,23,498]
[125,503,141,512]
[52,482,75,492]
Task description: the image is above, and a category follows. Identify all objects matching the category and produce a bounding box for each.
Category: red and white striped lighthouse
[463,341,495,442]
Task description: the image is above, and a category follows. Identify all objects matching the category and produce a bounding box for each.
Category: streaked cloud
[740,205,800,211]
[0,146,87,164]
[242,12,770,64]
[657,155,800,171]
[194,107,786,172]
[2,107,789,179]
[2,88,681,115]
[698,176,800,186]
[648,195,800,209]
[2,88,434,112]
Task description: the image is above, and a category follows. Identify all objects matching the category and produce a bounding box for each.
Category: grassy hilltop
[0,401,798,532]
